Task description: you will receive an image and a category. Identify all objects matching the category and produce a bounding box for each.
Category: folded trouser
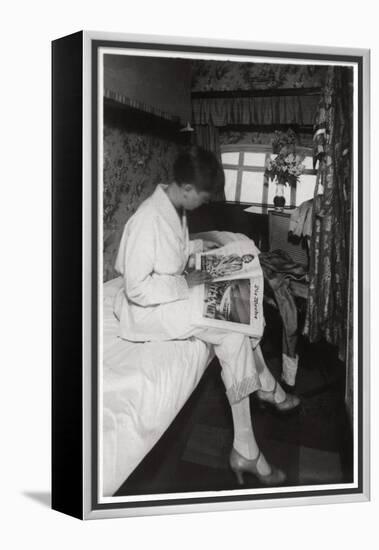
[259,251,305,386]
[269,282,299,386]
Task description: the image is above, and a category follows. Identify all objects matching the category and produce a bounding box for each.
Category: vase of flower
[264,129,306,210]
[273,181,286,211]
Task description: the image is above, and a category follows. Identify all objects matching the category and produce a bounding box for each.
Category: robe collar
[151,184,187,239]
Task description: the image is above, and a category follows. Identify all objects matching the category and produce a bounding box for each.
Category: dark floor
[115,310,353,497]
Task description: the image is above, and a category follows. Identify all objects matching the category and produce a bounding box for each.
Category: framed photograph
[52,31,370,520]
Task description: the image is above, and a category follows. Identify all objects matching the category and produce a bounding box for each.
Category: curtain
[193,124,221,160]
[193,124,225,201]
[303,66,353,361]
[192,95,319,127]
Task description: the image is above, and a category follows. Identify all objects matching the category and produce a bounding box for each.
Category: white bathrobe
[114,183,270,404]
[114,184,203,342]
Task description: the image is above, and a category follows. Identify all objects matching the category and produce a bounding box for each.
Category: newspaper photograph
[196,240,262,282]
[190,240,264,336]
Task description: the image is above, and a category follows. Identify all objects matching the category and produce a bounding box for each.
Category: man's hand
[184,270,213,288]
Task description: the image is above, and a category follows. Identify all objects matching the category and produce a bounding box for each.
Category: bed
[102,231,254,496]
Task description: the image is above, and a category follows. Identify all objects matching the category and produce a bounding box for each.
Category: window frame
[221,143,317,208]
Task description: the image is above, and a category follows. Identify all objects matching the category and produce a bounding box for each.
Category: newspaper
[190,240,264,337]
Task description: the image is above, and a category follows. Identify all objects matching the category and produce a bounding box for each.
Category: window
[221,144,317,207]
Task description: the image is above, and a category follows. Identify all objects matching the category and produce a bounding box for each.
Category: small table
[243,205,272,251]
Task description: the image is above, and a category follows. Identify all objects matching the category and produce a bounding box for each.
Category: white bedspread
[103,277,212,496]
[102,231,252,496]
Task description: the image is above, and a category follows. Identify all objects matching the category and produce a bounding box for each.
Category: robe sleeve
[117,215,189,307]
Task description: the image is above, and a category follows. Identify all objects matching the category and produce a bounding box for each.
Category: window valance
[192,94,320,127]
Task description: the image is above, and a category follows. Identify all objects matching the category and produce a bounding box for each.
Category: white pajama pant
[117,291,273,405]
[155,295,273,405]
[189,328,271,404]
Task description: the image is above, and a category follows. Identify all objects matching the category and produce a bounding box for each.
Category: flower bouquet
[265,130,305,210]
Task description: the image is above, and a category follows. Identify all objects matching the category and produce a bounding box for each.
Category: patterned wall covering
[191,60,327,92]
[103,113,179,282]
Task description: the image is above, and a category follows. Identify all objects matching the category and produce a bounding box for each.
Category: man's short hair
[174,146,224,193]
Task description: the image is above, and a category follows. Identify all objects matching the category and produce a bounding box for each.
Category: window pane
[224,169,238,201]
[267,179,292,206]
[295,174,317,206]
[221,152,239,165]
[302,156,314,170]
[240,171,265,203]
[244,152,267,167]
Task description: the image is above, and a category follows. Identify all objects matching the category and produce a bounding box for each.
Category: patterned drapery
[192,95,319,127]
[304,66,353,361]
